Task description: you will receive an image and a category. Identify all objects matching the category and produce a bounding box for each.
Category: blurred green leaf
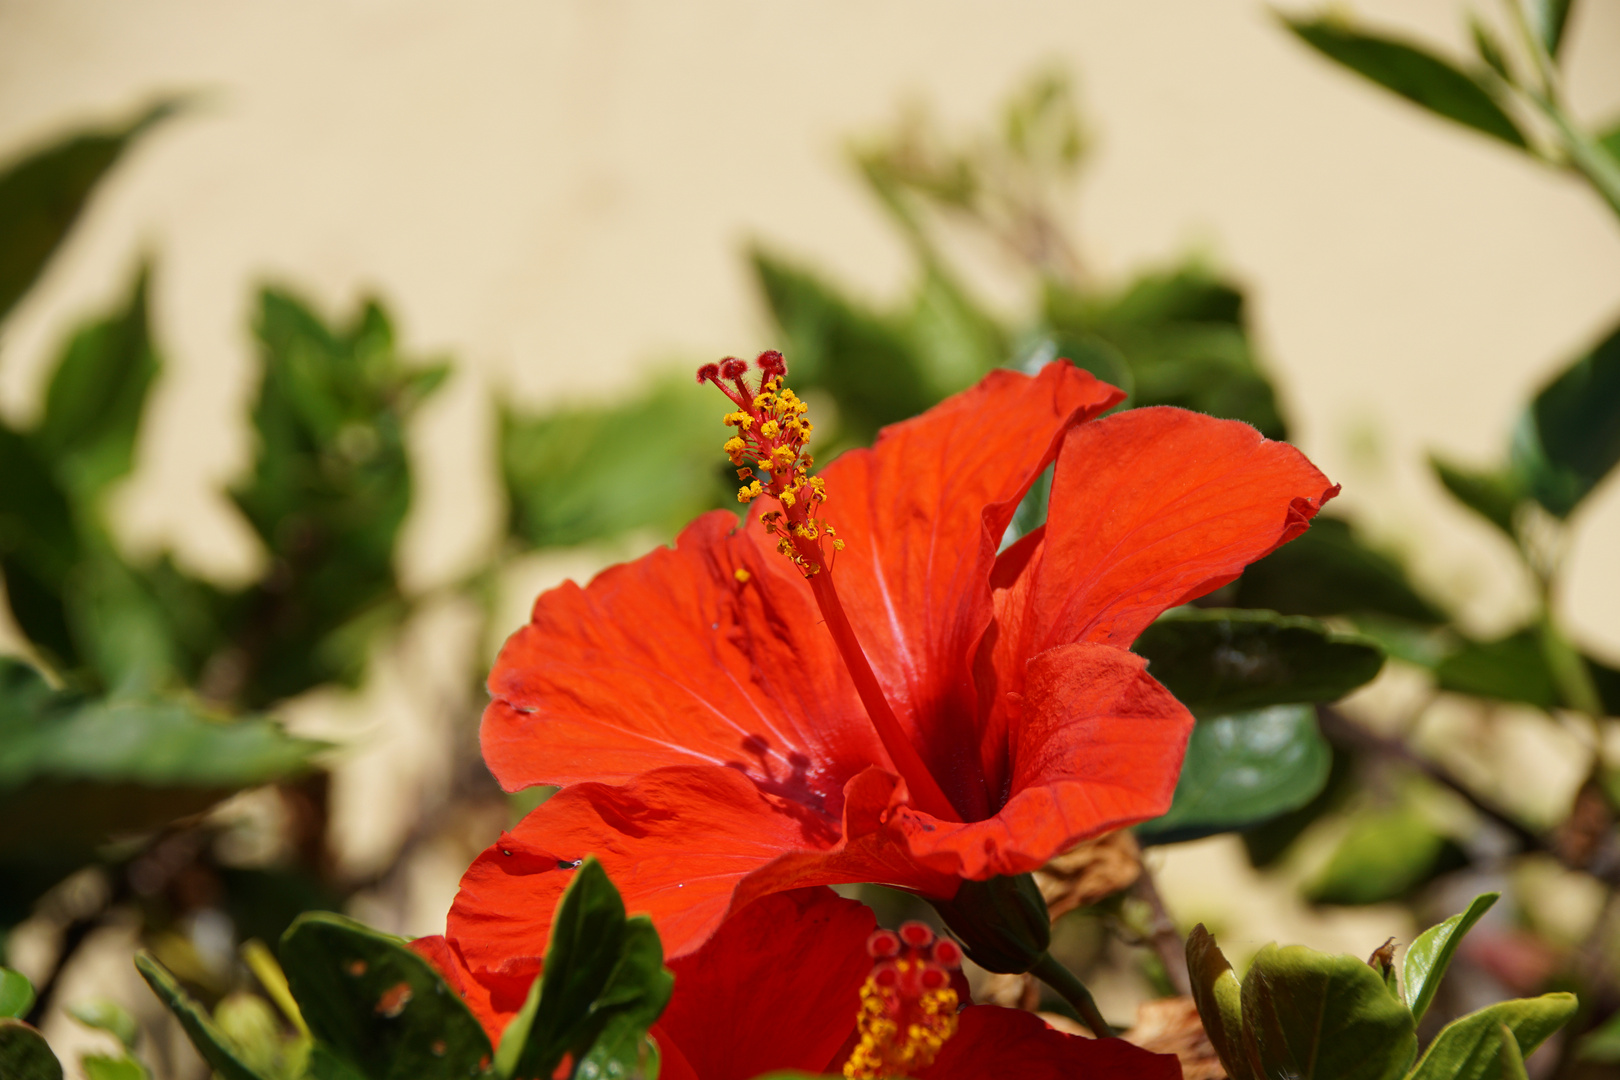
[1404,893,1499,1023]
[0,1019,62,1080]
[1469,17,1514,83]
[69,999,139,1049]
[501,374,726,550]
[0,657,324,856]
[1601,120,1620,163]
[1435,628,1620,713]
[1431,455,1524,537]
[751,247,935,442]
[0,424,81,670]
[279,912,491,1080]
[0,99,181,327]
[136,953,269,1080]
[1410,994,1577,1080]
[214,992,308,1080]
[1510,316,1620,518]
[1283,16,1528,149]
[1241,941,1417,1080]
[0,968,35,1019]
[500,858,673,1080]
[226,289,446,707]
[1138,704,1331,843]
[1185,926,1256,1080]
[80,1056,146,1080]
[1529,0,1577,60]
[1306,803,1462,905]
[1134,608,1385,712]
[1232,517,1448,625]
[902,266,1007,400]
[33,268,158,505]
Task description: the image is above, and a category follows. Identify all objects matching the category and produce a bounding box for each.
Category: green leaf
[750,247,935,442]
[0,99,181,327]
[226,288,446,707]
[135,953,270,1080]
[80,1056,146,1080]
[0,423,81,669]
[0,968,35,1019]
[33,268,160,507]
[1133,608,1385,712]
[1185,926,1256,1080]
[1510,317,1620,518]
[1529,0,1577,60]
[1403,892,1499,1022]
[1138,704,1331,843]
[1409,994,1577,1080]
[1306,803,1462,905]
[1469,16,1514,82]
[1601,120,1620,163]
[0,656,324,856]
[500,858,674,1080]
[0,1019,62,1080]
[1436,630,1557,708]
[1232,516,1448,625]
[500,374,726,551]
[278,912,491,1080]
[69,999,139,1049]
[1240,942,1418,1080]
[1283,16,1528,149]
[1431,455,1523,537]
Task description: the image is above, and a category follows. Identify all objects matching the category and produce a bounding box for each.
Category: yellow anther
[781,489,796,508]
[737,480,763,504]
[759,419,781,439]
[834,539,846,551]
[723,436,746,455]
[733,568,751,583]
[723,411,753,430]
[771,445,796,466]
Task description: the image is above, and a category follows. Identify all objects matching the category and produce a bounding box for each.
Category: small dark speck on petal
[558,859,582,870]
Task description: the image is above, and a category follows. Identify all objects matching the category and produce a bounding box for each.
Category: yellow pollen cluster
[843,962,959,1079]
[705,364,841,577]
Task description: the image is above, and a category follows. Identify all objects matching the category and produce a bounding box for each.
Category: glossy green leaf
[0,99,181,327]
[500,374,727,551]
[69,999,139,1049]
[1403,892,1499,1022]
[1240,942,1418,1080]
[1431,455,1523,537]
[0,968,35,1019]
[1510,317,1620,518]
[1232,517,1447,625]
[1138,704,1330,843]
[0,657,324,856]
[278,912,491,1080]
[1529,0,1577,59]
[1134,608,1385,712]
[80,1056,146,1080]
[1306,803,1461,905]
[0,1019,62,1080]
[1409,994,1577,1080]
[1185,926,1256,1080]
[1283,16,1528,149]
[501,858,674,1080]
[135,952,270,1080]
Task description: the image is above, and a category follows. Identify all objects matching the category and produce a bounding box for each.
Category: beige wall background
[2,0,1620,1017]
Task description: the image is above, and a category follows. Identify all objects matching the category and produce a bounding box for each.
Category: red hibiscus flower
[419,886,1181,1080]
[445,355,1335,999]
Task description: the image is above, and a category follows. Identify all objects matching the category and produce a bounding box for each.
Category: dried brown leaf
[1034,830,1143,920]
[1124,996,1226,1080]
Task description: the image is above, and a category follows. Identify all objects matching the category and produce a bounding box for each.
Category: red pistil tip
[898,921,935,948]
[719,356,750,380]
[696,362,721,384]
[756,349,787,376]
[845,923,962,1078]
[867,929,900,958]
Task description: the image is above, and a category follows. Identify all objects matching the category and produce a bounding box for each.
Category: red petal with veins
[656,888,875,1080]
[482,510,880,813]
[445,765,958,976]
[763,363,1122,817]
[1030,406,1337,653]
[921,1007,1183,1080]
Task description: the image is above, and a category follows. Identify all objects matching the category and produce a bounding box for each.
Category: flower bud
[928,872,1050,974]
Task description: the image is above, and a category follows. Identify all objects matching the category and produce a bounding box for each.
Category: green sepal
[929,872,1051,974]
[1403,892,1500,1022]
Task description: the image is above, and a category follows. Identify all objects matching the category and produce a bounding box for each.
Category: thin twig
[1130,866,1192,998]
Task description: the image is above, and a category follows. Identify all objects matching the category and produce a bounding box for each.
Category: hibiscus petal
[482,510,880,814]
[1031,406,1337,652]
[903,643,1193,879]
[445,766,957,976]
[922,1007,1182,1080]
[781,362,1121,816]
[656,888,875,1080]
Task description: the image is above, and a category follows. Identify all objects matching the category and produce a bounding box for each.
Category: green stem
[1030,952,1111,1037]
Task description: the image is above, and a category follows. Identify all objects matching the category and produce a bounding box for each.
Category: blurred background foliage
[0,0,1618,1076]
